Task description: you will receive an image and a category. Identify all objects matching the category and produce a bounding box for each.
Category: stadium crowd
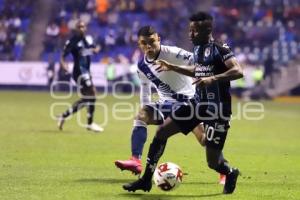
[0,0,299,91]
[0,0,33,60]
[1,0,299,64]
[42,0,200,63]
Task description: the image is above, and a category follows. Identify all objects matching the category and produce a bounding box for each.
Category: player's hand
[192,76,216,87]
[93,45,101,53]
[155,60,173,72]
[60,62,70,74]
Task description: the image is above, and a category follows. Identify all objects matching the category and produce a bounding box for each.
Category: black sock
[62,99,85,118]
[87,98,95,125]
[142,137,167,181]
[215,161,232,175]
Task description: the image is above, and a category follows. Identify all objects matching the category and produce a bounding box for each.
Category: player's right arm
[137,70,151,107]
[60,39,73,73]
[155,60,195,77]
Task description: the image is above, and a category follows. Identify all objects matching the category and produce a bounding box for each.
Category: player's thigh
[137,103,172,125]
[203,119,230,150]
[155,117,181,140]
[171,101,202,135]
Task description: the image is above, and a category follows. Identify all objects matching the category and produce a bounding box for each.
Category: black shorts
[144,101,185,124]
[73,73,94,90]
[170,98,207,134]
[171,98,230,150]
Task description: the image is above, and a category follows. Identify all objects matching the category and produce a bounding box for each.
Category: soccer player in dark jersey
[114,26,208,176]
[123,12,243,194]
[57,20,103,132]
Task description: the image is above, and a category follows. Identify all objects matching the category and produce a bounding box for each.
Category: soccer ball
[153,162,183,191]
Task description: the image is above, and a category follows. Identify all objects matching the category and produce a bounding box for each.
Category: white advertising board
[0,62,133,86]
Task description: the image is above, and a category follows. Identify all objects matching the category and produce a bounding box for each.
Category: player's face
[189,21,212,45]
[138,33,161,59]
[76,22,87,36]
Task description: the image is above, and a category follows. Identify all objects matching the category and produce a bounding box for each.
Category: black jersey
[193,41,235,117]
[63,34,96,80]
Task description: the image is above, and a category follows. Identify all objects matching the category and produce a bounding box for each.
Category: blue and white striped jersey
[137,45,195,106]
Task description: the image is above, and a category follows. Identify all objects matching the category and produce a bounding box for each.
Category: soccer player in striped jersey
[115,25,206,174]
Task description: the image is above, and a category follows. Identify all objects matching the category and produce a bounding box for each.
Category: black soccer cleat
[123,178,152,192]
[223,168,240,194]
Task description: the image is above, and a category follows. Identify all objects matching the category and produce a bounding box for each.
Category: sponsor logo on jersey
[195,63,214,77]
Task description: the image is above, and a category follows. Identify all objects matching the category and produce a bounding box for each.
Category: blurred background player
[114,25,207,175]
[123,11,243,194]
[57,20,103,132]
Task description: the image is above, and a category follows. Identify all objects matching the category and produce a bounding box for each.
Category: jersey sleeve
[216,43,235,62]
[137,70,151,107]
[85,35,96,48]
[163,46,194,66]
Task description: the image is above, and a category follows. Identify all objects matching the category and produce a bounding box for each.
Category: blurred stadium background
[0,0,299,99]
[0,0,300,200]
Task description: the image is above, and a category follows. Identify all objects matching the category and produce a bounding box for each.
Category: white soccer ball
[153,162,183,191]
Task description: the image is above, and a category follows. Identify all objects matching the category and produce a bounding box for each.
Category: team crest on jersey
[146,73,152,79]
[204,47,211,58]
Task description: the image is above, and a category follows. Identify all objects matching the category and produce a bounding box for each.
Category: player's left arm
[137,70,152,107]
[214,57,244,81]
[60,39,73,73]
[192,57,243,86]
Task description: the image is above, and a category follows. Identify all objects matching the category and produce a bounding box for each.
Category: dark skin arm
[155,60,195,77]
[60,55,69,73]
[155,57,243,87]
[192,57,243,86]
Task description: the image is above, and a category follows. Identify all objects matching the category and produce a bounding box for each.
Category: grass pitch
[0,91,299,200]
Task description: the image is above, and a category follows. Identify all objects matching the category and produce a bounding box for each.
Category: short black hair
[189,11,213,22]
[137,25,157,37]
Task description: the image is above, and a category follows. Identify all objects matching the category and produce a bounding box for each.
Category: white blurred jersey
[137,45,195,106]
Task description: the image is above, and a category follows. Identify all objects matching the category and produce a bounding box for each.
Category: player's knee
[81,96,96,109]
[136,106,152,124]
[135,112,147,123]
[91,95,96,102]
[88,89,96,98]
[85,85,96,94]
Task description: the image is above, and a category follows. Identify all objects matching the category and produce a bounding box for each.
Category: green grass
[0,91,299,200]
